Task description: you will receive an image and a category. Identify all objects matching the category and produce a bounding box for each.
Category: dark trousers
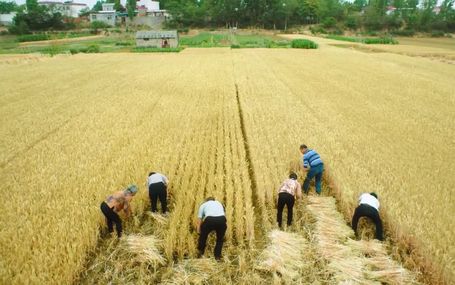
[277,192,295,227]
[352,204,384,241]
[100,201,122,238]
[303,163,324,194]
[149,182,167,213]
[198,216,227,259]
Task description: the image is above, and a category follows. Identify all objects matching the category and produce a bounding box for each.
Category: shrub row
[69,45,100,54]
[291,39,318,49]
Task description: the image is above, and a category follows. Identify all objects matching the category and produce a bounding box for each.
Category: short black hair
[370,192,378,199]
[149,172,156,176]
[300,144,307,150]
[205,197,215,202]
[289,172,298,180]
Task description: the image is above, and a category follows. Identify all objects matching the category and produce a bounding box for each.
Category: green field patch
[326,35,398,45]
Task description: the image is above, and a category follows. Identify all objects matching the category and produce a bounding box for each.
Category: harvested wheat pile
[146,212,170,225]
[161,258,219,285]
[306,196,420,284]
[126,235,166,266]
[256,230,310,281]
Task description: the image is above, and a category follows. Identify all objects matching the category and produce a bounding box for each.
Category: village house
[38,1,87,18]
[136,30,178,48]
[89,3,116,26]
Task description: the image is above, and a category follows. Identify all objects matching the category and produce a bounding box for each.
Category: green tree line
[160,0,455,32]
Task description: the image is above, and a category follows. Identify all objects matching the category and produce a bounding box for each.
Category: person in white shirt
[147,172,169,213]
[277,172,302,228]
[351,192,383,241]
[196,197,227,260]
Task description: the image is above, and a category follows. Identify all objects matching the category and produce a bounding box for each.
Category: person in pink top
[277,172,302,228]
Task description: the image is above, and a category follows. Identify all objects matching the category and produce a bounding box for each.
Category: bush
[391,29,415,36]
[230,44,240,48]
[17,34,50,42]
[73,44,101,54]
[90,21,110,33]
[363,37,398,44]
[322,17,337,29]
[291,39,318,49]
[430,30,445,37]
[345,16,359,30]
[115,41,133,46]
[310,25,327,35]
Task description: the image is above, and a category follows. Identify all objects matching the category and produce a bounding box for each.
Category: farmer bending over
[147,172,169,214]
[352,192,384,241]
[197,197,227,260]
[277,172,302,228]
[300,144,324,195]
[100,185,138,238]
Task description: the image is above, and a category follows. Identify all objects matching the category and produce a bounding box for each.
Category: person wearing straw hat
[100,185,138,238]
[299,144,324,195]
[147,172,169,214]
[196,197,227,260]
[277,172,302,228]
[351,192,384,241]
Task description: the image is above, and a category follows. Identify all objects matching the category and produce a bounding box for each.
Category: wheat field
[0,40,454,284]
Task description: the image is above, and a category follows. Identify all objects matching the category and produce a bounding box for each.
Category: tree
[0,1,17,13]
[78,7,90,17]
[126,0,136,20]
[25,0,38,11]
[92,0,103,12]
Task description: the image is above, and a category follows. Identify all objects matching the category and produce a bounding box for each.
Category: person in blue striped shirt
[300,144,324,194]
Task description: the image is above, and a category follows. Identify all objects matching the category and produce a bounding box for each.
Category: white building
[0,12,16,25]
[136,0,160,11]
[89,3,116,26]
[38,1,87,18]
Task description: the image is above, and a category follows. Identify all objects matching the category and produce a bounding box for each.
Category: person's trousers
[303,163,324,194]
[149,182,167,213]
[277,192,295,227]
[100,201,122,238]
[198,216,227,259]
[352,204,384,241]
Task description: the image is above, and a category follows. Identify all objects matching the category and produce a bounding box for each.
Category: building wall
[130,15,165,29]
[67,5,87,18]
[90,13,116,26]
[136,38,178,48]
[0,13,16,25]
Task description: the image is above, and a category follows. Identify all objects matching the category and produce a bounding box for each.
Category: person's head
[125,184,138,196]
[370,192,378,199]
[289,172,298,180]
[299,144,307,154]
[205,196,215,202]
[149,172,156,177]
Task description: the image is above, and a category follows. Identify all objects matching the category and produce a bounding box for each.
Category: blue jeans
[303,164,324,194]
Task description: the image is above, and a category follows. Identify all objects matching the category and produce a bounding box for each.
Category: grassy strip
[131,47,184,53]
[17,32,93,43]
[181,32,290,48]
[326,35,398,44]
[291,39,318,49]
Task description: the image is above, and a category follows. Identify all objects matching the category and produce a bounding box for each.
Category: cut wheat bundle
[125,234,166,266]
[256,230,310,281]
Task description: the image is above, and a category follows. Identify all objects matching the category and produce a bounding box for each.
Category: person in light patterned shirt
[277,172,302,228]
